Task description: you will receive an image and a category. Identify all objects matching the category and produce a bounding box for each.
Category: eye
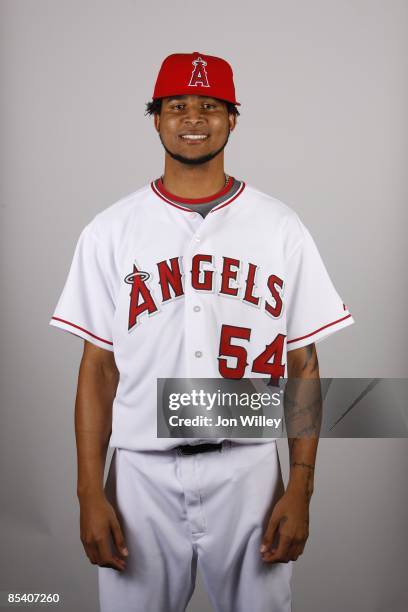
[170,103,185,110]
[202,103,216,109]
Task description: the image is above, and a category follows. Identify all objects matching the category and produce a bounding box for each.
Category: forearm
[75,357,118,500]
[284,344,322,500]
[286,438,317,501]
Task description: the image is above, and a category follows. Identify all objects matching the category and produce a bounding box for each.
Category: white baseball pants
[98,441,293,612]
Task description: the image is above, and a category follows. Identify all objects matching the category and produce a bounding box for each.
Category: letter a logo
[188,56,210,88]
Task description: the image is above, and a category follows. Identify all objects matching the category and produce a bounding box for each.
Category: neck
[161,153,226,199]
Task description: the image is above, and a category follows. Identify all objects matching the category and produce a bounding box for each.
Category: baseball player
[49,52,355,612]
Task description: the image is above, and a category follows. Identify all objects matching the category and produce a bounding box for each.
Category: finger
[260,517,280,553]
[110,518,129,557]
[99,550,126,571]
[262,533,293,563]
[108,557,126,571]
[96,536,126,572]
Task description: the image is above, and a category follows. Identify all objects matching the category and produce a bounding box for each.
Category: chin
[176,155,213,166]
[160,133,228,165]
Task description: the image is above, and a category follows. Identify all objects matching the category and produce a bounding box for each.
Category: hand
[260,489,310,563]
[79,492,128,571]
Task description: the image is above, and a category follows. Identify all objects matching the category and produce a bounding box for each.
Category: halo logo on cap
[188,56,210,88]
[152,52,240,106]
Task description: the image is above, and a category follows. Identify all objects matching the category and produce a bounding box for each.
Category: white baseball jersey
[49,179,355,451]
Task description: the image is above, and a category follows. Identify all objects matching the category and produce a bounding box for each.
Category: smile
[179,134,209,141]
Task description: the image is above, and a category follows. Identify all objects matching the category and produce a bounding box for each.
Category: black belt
[175,442,223,455]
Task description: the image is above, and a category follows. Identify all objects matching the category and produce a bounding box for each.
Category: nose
[183,106,205,126]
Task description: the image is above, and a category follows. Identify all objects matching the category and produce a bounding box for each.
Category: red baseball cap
[152,52,240,106]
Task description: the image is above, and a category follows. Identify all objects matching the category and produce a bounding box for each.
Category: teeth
[181,134,208,140]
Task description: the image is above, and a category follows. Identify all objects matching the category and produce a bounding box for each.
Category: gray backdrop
[1,0,407,611]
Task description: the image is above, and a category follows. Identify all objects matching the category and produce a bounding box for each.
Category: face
[154,95,236,165]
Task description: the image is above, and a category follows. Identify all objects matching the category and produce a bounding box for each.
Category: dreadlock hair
[145,98,240,117]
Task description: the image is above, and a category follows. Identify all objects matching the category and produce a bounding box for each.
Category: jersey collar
[151,177,246,213]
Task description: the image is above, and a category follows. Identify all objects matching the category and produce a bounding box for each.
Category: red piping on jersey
[210,182,246,212]
[151,182,195,211]
[151,180,246,213]
[51,317,114,346]
[287,313,352,345]
[156,175,234,204]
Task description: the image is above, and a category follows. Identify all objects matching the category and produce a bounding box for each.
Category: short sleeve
[285,220,355,351]
[48,224,115,351]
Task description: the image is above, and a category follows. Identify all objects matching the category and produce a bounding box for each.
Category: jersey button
[193,305,201,312]
[194,350,203,358]
[194,234,201,242]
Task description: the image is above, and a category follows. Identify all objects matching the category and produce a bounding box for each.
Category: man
[49,52,355,612]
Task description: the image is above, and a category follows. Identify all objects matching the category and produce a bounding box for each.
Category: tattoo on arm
[284,345,322,438]
[290,461,315,471]
[300,344,319,374]
[284,382,322,438]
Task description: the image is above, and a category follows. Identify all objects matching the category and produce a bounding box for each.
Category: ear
[154,113,160,132]
[228,113,237,132]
